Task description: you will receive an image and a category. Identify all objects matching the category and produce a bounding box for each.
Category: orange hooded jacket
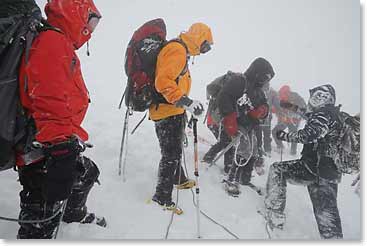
[149,23,213,121]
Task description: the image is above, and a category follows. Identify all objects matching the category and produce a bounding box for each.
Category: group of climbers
[0,0,358,240]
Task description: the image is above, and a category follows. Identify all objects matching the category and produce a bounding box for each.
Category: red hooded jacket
[19,0,101,144]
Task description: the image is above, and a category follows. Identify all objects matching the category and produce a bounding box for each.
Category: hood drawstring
[87,41,90,56]
[191,56,195,65]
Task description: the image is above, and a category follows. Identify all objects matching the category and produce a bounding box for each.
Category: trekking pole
[118,106,131,181]
[121,107,131,182]
[192,117,201,238]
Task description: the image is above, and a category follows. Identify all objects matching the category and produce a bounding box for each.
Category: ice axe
[208,126,248,168]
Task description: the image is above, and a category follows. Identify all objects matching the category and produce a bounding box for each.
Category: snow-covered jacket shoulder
[19,30,90,143]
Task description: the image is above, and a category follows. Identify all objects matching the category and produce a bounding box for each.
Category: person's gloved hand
[248,104,269,120]
[276,130,288,142]
[43,138,83,202]
[176,95,204,118]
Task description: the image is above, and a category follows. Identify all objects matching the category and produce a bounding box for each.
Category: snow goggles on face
[309,90,333,108]
[257,73,273,87]
[200,40,212,54]
[87,12,101,33]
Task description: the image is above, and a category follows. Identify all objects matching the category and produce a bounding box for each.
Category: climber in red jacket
[17,0,105,239]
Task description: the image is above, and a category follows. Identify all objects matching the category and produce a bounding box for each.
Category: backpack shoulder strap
[151,39,189,108]
[38,19,62,33]
[24,19,61,64]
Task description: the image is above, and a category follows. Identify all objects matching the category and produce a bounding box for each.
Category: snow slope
[0,0,361,240]
[0,117,361,239]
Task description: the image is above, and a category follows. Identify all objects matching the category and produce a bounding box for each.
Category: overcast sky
[36,0,360,115]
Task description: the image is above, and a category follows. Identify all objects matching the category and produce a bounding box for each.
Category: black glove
[176,95,204,117]
[43,139,82,202]
[276,130,288,142]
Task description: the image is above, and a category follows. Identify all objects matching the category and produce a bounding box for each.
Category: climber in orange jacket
[150,23,213,208]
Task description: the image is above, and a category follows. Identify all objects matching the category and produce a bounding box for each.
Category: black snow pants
[227,156,255,184]
[204,123,234,173]
[272,121,298,155]
[17,156,100,239]
[265,159,343,239]
[154,114,188,204]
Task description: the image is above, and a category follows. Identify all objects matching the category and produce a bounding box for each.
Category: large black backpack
[123,18,188,112]
[0,2,43,171]
[205,71,244,124]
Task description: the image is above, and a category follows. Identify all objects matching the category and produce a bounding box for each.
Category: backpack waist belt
[16,148,45,167]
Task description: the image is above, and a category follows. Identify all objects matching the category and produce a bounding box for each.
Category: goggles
[87,12,101,33]
[200,40,212,54]
[257,73,273,86]
[309,90,333,108]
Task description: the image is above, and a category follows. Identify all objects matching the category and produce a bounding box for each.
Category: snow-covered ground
[0,115,361,239]
[0,0,361,240]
